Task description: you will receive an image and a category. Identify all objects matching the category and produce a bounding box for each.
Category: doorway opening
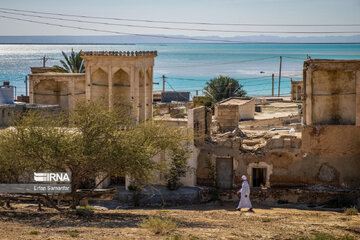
[252,168,267,187]
[216,157,233,189]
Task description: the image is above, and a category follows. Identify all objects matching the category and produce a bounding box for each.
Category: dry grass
[139,216,177,235]
[344,207,358,216]
[0,202,358,239]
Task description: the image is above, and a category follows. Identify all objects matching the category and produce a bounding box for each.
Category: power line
[1,10,359,34]
[0,14,266,43]
[283,56,307,60]
[163,56,278,68]
[1,7,359,27]
[163,75,274,83]
[2,10,360,34]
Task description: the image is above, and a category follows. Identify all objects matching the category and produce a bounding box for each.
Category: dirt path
[0,202,358,239]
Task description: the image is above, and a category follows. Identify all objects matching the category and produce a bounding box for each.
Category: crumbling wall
[215,104,239,132]
[302,125,360,158]
[188,106,211,145]
[303,59,360,126]
[238,98,255,120]
[29,73,85,109]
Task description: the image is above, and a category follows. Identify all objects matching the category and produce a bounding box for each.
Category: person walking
[236,175,254,212]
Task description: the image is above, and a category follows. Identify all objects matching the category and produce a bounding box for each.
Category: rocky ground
[0,202,358,240]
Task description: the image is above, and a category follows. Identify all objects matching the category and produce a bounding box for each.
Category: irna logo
[34,173,71,182]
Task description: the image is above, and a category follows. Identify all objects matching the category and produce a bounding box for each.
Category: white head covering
[241,175,247,180]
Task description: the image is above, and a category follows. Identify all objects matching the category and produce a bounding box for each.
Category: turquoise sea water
[0,43,360,97]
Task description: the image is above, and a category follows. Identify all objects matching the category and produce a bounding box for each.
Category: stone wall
[291,80,303,102]
[30,51,157,123]
[188,106,211,145]
[0,103,61,128]
[238,98,255,120]
[303,59,360,126]
[29,73,85,109]
[195,126,360,189]
[215,104,239,132]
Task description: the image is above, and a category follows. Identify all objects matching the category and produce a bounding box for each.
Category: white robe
[237,180,252,209]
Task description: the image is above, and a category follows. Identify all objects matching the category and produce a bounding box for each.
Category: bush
[29,230,40,235]
[68,231,80,238]
[341,234,356,240]
[300,233,335,240]
[78,205,95,211]
[139,216,177,235]
[261,217,271,222]
[344,207,358,216]
[166,146,191,191]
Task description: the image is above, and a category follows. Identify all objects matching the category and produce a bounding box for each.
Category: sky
[0,0,359,37]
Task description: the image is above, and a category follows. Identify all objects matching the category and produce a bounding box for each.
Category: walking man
[236,175,254,212]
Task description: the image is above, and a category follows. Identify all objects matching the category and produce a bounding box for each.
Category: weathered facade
[215,97,255,132]
[192,59,360,191]
[29,51,157,122]
[29,72,85,109]
[300,59,360,188]
[291,80,303,102]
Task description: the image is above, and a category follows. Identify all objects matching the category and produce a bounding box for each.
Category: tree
[203,75,247,103]
[166,145,192,190]
[0,100,190,209]
[53,49,85,73]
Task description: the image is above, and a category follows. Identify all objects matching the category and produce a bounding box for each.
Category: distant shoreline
[0,42,360,45]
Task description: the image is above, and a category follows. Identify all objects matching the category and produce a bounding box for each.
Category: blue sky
[0,0,359,37]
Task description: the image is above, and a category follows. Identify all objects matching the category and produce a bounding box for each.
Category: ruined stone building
[27,54,360,193]
[29,51,157,122]
[183,59,360,191]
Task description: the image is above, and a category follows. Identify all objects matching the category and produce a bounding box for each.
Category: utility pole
[278,56,282,97]
[196,90,198,96]
[162,75,165,92]
[42,56,48,67]
[25,76,28,96]
[271,73,274,97]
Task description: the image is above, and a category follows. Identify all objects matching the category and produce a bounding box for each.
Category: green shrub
[344,207,358,216]
[300,233,335,240]
[29,230,40,235]
[261,217,271,222]
[166,146,191,191]
[68,231,80,238]
[340,234,356,240]
[165,233,182,240]
[165,234,200,240]
[78,205,95,211]
[140,216,176,235]
[156,210,169,213]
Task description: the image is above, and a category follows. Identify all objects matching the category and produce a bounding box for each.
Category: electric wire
[1,7,359,27]
[1,10,359,34]
[0,14,271,43]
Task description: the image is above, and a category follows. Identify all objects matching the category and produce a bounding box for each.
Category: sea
[1,43,360,98]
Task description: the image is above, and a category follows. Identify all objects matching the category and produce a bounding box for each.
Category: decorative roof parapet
[80,51,157,57]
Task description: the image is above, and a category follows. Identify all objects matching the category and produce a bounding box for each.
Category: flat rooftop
[254,101,300,120]
[217,97,253,106]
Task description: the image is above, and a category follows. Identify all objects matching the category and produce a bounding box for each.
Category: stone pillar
[304,69,312,125]
[132,67,139,122]
[144,67,148,120]
[356,71,360,126]
[29,75,34,104]
[85,64,91,102]
[147,67,154,119]
[108,66,113,110]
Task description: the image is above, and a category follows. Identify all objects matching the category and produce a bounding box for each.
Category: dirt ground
[0,202,358,240]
